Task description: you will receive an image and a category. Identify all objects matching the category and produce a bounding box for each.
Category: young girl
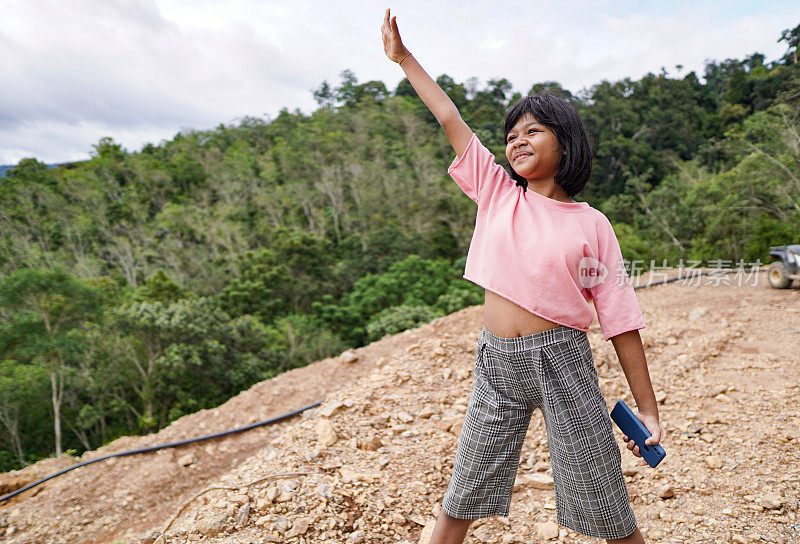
[381,9,662,544]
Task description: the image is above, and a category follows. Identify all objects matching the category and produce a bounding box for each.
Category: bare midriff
[483,289,562,338]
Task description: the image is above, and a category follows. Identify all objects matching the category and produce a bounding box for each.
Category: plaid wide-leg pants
[441,325,638,540]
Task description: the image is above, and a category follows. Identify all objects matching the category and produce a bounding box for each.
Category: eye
[507,135,516,143]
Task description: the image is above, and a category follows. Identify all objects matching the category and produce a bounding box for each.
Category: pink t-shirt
[448,133,646,341]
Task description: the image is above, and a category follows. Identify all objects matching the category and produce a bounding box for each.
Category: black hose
[0,399,324,504]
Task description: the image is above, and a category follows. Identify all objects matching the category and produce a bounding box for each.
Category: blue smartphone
[610,400,666,468]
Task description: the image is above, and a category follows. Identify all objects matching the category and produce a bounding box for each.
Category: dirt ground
[0,268,798,544]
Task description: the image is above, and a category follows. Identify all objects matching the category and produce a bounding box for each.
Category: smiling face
[504,114,564,183]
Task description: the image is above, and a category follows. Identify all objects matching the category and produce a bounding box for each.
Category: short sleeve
[589,216,646,341]
[447,133,515,204]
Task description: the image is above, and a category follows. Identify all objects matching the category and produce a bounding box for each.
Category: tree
[101,297,279,429]
[779,23,800,64]
[0,268,103,457]
[334,69,359,107]
[6,158,55,187]
[312,80,335,108]
[0,360,49,467]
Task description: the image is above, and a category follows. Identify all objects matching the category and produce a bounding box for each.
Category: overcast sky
[0,0,797,165]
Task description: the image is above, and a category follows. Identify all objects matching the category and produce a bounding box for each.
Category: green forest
[0,25,798,472]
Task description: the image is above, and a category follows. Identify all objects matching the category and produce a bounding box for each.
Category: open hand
[381,8,410,63]
[622,411,662,466]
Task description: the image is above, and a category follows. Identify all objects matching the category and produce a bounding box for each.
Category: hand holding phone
[610,400,665,468]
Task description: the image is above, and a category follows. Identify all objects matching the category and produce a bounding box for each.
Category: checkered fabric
[441,325,638,540]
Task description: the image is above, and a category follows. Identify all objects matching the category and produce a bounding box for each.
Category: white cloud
[0,0,796,164]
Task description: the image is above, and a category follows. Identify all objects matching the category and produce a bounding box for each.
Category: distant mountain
[0,161,86,178]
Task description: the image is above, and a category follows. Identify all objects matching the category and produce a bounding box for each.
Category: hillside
[0,274,798,544]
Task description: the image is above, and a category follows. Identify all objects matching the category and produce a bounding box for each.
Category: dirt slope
[0,271,798,544]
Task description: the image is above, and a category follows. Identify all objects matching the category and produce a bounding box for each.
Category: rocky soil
[0,269,798,544]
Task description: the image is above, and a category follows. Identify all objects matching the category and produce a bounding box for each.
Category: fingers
[382,9,390,35]
[645,427,662,445]
[624,438,641,457]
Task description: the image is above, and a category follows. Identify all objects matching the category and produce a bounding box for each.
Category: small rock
[433,347,446,356]
[655,391,667,404]
[407,481,427,494]
[340,465,375,484]
[622,466,639,477]
[235,504,250,528]
[340,350,358,363]
[535,520,559,540]
[317,401,344,417]
[196,514,226,536]
[657,484,675,499]
[472,524,494,542]
[688,307,707,321]
[286,516,311,537]
[666,336,678,345]
[177,453,196,467]
[419,518,437,544]
[228,493,248,506]
[273,517,290,534]
[730,535,748,544]
[686,423,703,435]
[419,405,439,418]
[275,490,292,502]
[706,455,723,469]
[347,529,366,543]
[449,419,463,437]
[396,411,414,423]
[357,435,382,451]
[706,384,728,397]
[315,419,338,447]
[525,472,554,490]
[758,493,784,510]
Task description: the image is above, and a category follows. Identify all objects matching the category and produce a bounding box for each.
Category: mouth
[513,152,532,161]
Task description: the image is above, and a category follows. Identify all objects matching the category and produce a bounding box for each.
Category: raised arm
[381,9,472,157]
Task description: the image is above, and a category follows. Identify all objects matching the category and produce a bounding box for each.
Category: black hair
[502,93,593,197]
